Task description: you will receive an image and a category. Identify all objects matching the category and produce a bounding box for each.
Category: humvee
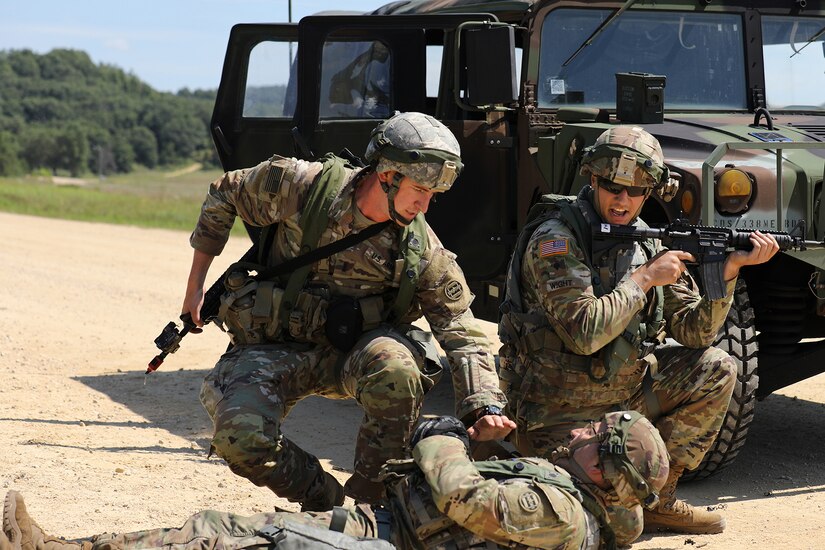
[209,0,825,478]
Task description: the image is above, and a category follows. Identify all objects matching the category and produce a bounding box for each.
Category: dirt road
[1,211,823,549]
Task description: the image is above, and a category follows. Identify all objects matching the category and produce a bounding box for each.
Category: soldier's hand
[181,287,205,329]
[468,414,517,441]
[631,250,694,291]
[410,416,470,452]
[183,249,215,329]
[723,231,780,281]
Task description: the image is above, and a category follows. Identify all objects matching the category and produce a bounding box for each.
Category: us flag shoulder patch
[539,238,568,257]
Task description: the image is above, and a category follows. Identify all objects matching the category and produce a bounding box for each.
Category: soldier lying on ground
[1,412,667,550]
[182,111,514,510]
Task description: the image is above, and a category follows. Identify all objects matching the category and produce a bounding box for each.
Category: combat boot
[2,491,90,550]
[643,465,726,534]
[300,471,345,512]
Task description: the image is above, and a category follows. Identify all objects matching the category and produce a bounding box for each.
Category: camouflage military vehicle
[210,0,825,478]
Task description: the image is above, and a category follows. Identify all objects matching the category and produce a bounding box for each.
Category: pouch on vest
[401,326,444,389]
[217,272,284,345]
[288,291,327,343]
[258,519,394,550]
[325,296,364,352]
[595,318,642,384]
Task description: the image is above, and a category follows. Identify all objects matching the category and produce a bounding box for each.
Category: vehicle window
[320,40,392,119]
[762,16,825,111]
[243,40,297,118]
[537,9,746,110]
[426,45,443,100]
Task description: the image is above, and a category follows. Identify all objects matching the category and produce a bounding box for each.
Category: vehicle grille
[787,124,825,140]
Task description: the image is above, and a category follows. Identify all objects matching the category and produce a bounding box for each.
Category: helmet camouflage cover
[580,126,670,190]
[364,111,463,192]
[598,411,669,509]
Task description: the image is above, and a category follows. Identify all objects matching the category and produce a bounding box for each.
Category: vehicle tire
[683,278,759,481]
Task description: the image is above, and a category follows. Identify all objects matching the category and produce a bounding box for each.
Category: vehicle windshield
[538,9,746,110]
[762,16,825,111]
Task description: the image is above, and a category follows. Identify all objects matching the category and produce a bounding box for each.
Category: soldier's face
[393,175,436,219]
[591,175,647,226]
[567,422,610,489]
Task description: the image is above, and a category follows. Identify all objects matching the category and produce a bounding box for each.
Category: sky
[0,0,387,93]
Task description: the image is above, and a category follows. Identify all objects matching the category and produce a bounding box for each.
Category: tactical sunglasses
[597,177,648,198]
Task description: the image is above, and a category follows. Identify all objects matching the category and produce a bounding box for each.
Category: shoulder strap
[229,220,392,283]
[474,458,577,490]
[388,214,428,322]
[277,154,350,328]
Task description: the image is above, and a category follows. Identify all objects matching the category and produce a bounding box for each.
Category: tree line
[0,48,219,177]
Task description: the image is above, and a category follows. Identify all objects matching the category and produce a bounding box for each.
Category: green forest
[0,48,218,177]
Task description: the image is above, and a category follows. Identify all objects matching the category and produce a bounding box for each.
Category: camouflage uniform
[3,413,667,550]
[3,437,622,550]
[193,149,504,505]
[499,127,737,473]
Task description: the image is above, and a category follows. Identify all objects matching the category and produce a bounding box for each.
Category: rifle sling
[235,220,393,282]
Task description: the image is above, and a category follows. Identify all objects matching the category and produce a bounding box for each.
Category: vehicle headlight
[715,168,753,214]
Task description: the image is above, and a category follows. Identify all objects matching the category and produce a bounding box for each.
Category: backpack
[258,519,395,550]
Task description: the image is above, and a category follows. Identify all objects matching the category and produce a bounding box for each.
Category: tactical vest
[386,458,614,550]
[498,192,666,388]
[217,154,428,347]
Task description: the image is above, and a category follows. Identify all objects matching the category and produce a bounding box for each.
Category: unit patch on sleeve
[444,280,464,301]
[518,490,541,513]
[539,238,568,257]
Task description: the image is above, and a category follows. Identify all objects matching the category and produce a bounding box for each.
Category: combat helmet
[597,411,669,509]
[580,126,678,201]
[365,111,463,192]
[555,410,669,510]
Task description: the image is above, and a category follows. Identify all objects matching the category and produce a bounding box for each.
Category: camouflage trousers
[508,343,736,468]
[87,506,382,550]
[506,343,735,543]
[200,325,440,505]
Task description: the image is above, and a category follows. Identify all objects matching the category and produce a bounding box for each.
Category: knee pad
[211,406,283,476]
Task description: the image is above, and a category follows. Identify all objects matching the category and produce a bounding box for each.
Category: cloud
[104,37,131,52]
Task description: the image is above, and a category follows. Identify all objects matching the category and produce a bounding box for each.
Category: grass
[0,166,246,236]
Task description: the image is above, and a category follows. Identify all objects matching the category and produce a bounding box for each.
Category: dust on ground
[1,211,823,549]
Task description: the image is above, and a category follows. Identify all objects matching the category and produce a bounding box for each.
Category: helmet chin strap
[381,172,414,226]
[552,439,602,485]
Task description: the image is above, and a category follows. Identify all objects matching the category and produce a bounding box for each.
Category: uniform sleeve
[189,155,321,256]
[415,229,505,419]
[663,272,736,347]
[413,436,587,550]
[522,220,648,355]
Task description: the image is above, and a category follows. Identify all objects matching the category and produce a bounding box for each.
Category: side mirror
[460,24,518,109]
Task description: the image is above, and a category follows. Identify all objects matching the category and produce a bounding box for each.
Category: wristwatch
[474,405,504,421]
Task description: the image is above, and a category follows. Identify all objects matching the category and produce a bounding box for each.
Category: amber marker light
[680,187,695,216]
[715,168,753,214]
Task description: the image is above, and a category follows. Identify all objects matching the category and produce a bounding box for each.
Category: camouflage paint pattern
[192,153,504,503]
[502,191,736,470]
